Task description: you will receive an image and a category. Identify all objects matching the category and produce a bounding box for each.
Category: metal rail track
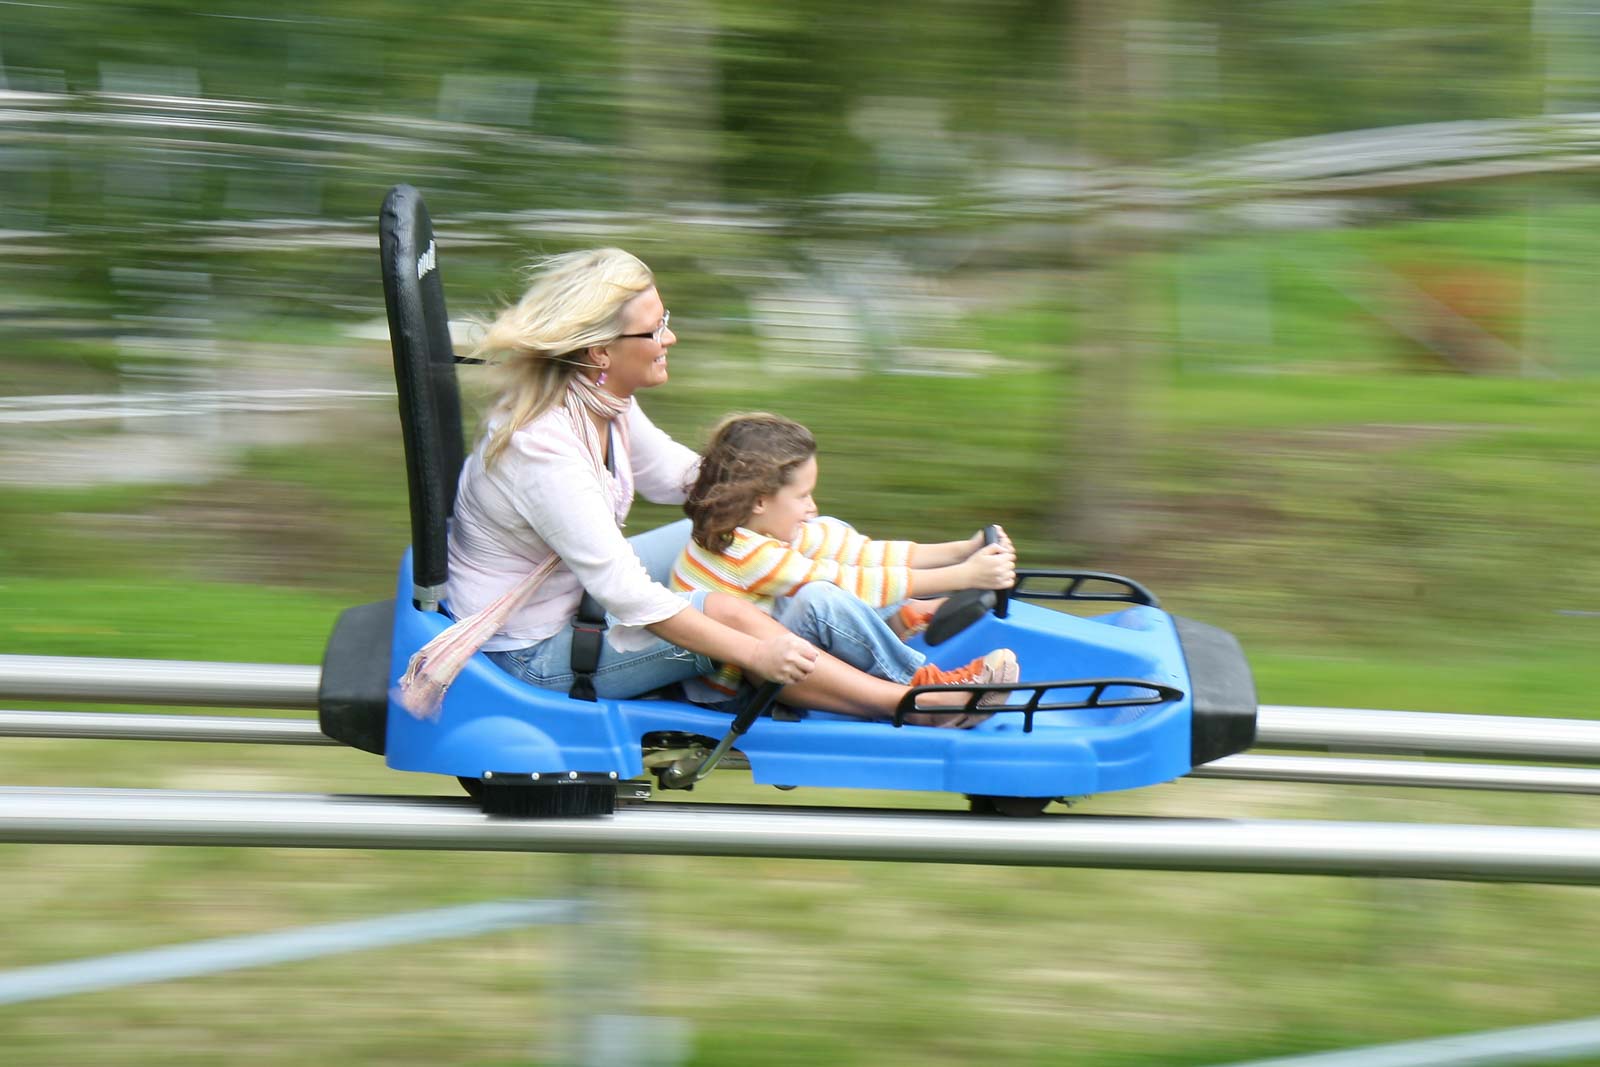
[3,656,1598,885]
[2,787,1598,885]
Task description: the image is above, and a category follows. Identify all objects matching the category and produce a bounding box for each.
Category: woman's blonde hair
[684,413,817,551]
[472,248,655,468]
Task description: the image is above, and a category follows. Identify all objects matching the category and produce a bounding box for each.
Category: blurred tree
[622,0,723,208]
[0,0,1572,380]
[1051,0,1167,555]
[1193,0,1537,145]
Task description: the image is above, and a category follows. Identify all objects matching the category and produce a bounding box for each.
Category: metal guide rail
[6,708,1600,796]
[2,787,1600,885]
[0,654,317,709]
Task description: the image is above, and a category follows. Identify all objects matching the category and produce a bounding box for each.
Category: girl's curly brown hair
[685,413,816,551]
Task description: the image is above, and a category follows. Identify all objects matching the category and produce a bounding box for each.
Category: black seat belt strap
[569,592,606,702]
[569,426,615,702]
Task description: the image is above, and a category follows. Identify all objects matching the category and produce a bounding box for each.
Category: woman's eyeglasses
[617,310,670,344]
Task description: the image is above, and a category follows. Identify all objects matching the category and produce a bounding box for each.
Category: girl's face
[748,455,819,542]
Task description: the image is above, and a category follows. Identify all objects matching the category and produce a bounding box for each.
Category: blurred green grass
[4,758,1600,1065]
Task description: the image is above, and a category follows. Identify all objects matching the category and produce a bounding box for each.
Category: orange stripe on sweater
[743,544,807,598]
[677,550,752,598]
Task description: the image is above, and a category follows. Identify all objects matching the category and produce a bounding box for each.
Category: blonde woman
[447,248,1003,725]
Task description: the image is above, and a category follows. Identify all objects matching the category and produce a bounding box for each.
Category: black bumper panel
[317,599,393,756]
[1173,615,1257,766]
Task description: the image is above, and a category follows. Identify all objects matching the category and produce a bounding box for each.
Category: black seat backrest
[379,184,466,610]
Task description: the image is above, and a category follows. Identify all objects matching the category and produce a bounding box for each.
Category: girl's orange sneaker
[903,649,1017,729]
[895,602,937,638]
[910,649,1017,704]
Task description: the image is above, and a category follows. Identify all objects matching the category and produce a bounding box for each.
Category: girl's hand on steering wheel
[751,632,819,686]
[964,543,1016,591]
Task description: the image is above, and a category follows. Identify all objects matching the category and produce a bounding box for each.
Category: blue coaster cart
[316,185,1258,817]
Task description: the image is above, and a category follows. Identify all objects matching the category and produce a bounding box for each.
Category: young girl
[671,412,1019,708]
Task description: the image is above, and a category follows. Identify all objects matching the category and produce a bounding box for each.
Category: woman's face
[596,287,675,398]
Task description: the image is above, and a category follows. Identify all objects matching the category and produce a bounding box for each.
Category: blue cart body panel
[382,551,1199,799]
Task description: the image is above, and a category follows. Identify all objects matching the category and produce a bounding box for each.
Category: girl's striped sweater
[670,517,914,694]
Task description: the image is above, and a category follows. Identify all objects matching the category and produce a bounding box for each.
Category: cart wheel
[969,794,1053,817]
[652,766,696,792]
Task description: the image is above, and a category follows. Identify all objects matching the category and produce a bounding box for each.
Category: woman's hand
[747,631,820,686]
[961,542,1016,591]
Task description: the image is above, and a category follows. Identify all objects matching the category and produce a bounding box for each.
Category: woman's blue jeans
[484,595,717,700]
[486,519,716,699]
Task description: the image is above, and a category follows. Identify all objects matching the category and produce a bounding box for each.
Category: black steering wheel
[983,525,1011,618]
[922,525,1011,647]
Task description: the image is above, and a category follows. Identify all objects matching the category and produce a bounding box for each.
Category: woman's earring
[596,358,609,386]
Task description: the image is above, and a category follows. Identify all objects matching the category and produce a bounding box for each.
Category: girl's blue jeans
[772,582,925,684]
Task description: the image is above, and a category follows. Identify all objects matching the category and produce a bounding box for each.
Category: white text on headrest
[416,240,437,280]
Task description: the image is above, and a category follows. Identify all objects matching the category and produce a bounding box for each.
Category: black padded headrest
[379,184,466,607]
